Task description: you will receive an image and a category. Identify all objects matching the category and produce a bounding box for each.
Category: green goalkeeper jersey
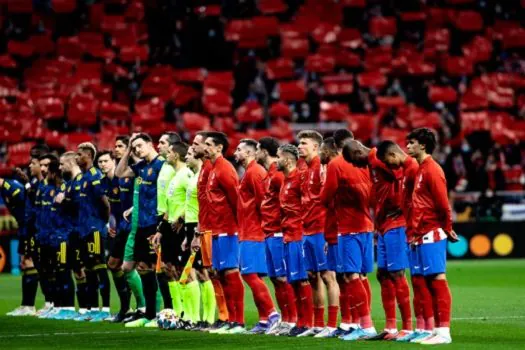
[166,165,193,223]
[184,170,199,224]
[157,161,176,216]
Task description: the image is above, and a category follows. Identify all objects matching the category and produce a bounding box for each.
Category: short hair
[376,140,400,160]
[239,138,258,150]
[333,129,354,149]
[60,151,77,161]
[196,131,209,139]
[206,132,229,154]
[297,130,323,145]
[406,128,437,154]
[30,143,50,159]
[278,144,300,161]
[132,133,153,144]
[322,136,338,153]
[116,135,130,145]
[48,156,61,175]
[78,142,97,159]
[97,150,114,161]
[39,153,58,163]
[258,137,280,157]
[162,131,181,144]
[170,142,189,159]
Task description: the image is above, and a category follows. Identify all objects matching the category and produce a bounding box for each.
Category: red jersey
[206,156,239,235]
[321,155,374,234]
[279,168,303,243]
[324,199,338,244]
[368,148,406,234]
[401,156,419,240]
[260,162,284,236]
[411,156,452,237]
[300,156,326,235]
[237,160,266,242]
[197,160,212,231]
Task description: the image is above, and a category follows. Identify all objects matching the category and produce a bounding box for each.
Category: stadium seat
[68,94,99,128]
[100,101,129,122]
[347,113,375,141]
[278,80,306,102]
[35,97,65,120]
[265,58,295,80]
[357,71,387,90]
[202,88,232,115]
[236,100,264,123]
[429,86,458,104]
[204,71,235,93]
[182,112,211,131]
[258,0,287,15]
[319,101,349,122]
[369,17,397,37]
[7,0,32,13]
[452,11,483,32]
[269,101,292,120]
[52,0,76,13]
[281,38,310,59]
[321,74,354,96]
[305,54,336,74]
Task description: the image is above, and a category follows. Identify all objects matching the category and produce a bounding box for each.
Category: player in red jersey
[376,140,435,342]
[342,139,413,341]
[384,128,457,345]
[296,130,339,337]
[277,144,314,337]
[233,139,280,334]
[202,132,246,334]
[256,137,298,336]
[321,130,377,341]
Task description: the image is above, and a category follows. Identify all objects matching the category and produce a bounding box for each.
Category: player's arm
[320,161,338,207]
[93,177,111,223]
[426,168,456,240]
[115,140,136,178]
[219,166,239,221]
[250,170,266,211]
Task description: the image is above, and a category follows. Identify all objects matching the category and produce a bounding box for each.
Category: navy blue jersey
[22,177,41,236]
[64,173,83,234]
[78,167,108,237]
[102,175,122,229]
[35,180,53,244]
[0,179,25,235]
[131,157,164,228]
[47,182,71,247]
[118,176,134,232]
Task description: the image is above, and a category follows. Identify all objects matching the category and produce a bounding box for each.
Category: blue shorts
[303,232,328,272]
[338,232,374,274]
[212,235,239,271]
[327,243,342,273]
[265,236,286,278]
[377,227,409,272]
[239,241,267,275]
[284,240,308,283]
[409,245,421,275]
[414,239,447,276]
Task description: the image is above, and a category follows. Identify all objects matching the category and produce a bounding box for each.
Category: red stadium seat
[369,17,397,37]
[134,97,165,124]
[213,117,236,134]
[357,71,387,90]
[312,23,341,45]
[100,101,129,122]
[364,46,393,73]
[0,55,17,69]
[182,112,211,131]
[503,166,524,191]
[7,40,34,58]
[68,94,99,127]
[463,36,492,63]
[399,12,426,22]
[428,86,458,104]
[321,74,354,96]
[461,111,490,134]
[120,45,149,63]
[380,127,408,146]
[202,88,232,115]
[460,91,489,111]
[252,16,280,37]
[205,71,235,93]
[57,36,83,58]
[29,33,56,55]
[377,96,405,109]
[265,58,295,80]
[258,0,287,15]
[335,49,361,69]
[52,0,76,13]
[337,29,363,50]
[7,0,32,13]
[281,38,310,59]
[319,101,349,122]
[174,68,206,83]
[36,97,65,120]
[305,54,336,74]
[442,56,474,77]
[236,100,264,123]
[340,0,366,8]
[278,80,306,102]
[452,11,483,32]
[269,101,292,120]
[347,113,375,141]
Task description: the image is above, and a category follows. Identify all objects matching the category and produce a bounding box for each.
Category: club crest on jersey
[83,181,88,189]
[50,189,55,197]
[125,178,129,183]
[148,168,153,176]
[113,188,119,194]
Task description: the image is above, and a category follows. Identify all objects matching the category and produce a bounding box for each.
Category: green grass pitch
[0,259,524,349]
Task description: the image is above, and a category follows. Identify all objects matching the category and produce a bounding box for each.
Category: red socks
[430,279,452,328]
[348,278,373,329]
[413,275,435,330]
[328,305,339,328]
[314,307,324,328]
[394,275,413,330]
[362,278,372,310]
[411,276,425,330]
[339,280,351,324]
[380,278,397,329]
[293,283,313,328]
[273,280,289,322]
[224,271,245,325]
[211,278,229,322]
[242,273,275,322]
[286,282,298,323]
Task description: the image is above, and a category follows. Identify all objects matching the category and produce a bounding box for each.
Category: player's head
[158,132,181,157]
[59,151,79,176]
[297,130,323,161]
[377,140,405,169]
[185,146,201,170]
[277,144,299,172]
[29,144,50,177]
[234,138,257,167]
[320,137,338,165]
[39,153,57,178]
[333,129,354,151]
[192,131,209,159]
[166,141,189,166]
[131,133,154,160]
[406,127,437,158]
[97,150,115,175]
[342,139,369,167]
[77,142,97,170]
[114,135,129,159]
[256,137,280,167]
[204,132,229,161]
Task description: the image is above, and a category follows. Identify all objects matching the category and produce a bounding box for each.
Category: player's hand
[55,192,65,204]
[129,133,140,145]
[181,237,188,252]
[191,235,202,252]
[446,230,459,243]
[123,207,133,222]
[150,232,162,250]
[14,168,29,184]
[108,227,117,238]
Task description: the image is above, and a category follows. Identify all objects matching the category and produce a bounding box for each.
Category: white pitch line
[1,316,524,339]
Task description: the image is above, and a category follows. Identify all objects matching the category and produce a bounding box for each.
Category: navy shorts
[284,240,308,283]
[212,234,239,271]
[239,241,267,275]
[338,232,374,274]
[265,235,286,278]
[303,232,328,272]
[377,227,409,272]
